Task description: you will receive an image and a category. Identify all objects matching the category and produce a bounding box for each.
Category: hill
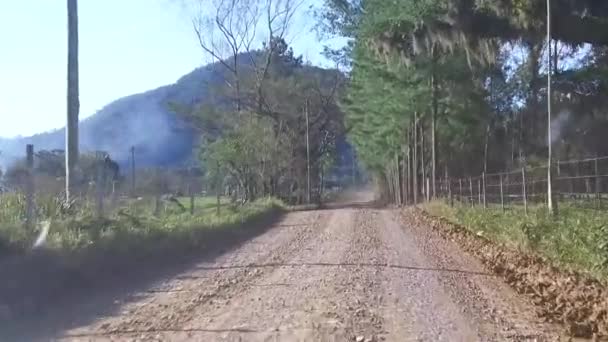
[0,59,229,169]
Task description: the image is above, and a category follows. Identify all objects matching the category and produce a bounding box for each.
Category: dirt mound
[410,208,608,339]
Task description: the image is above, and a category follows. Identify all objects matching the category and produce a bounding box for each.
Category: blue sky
[0,0,340,138]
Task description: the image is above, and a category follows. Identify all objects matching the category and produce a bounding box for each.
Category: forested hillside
[0,51,349,173]
[319,0,608,203]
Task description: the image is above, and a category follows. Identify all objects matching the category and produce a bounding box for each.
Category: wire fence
[435,156,608,211]
[0,145,219,228]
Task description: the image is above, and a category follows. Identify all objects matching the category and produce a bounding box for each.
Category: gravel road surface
[10,193,562,341]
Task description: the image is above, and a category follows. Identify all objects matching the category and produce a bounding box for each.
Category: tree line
[318,0,608,205]
[181,0,347,204]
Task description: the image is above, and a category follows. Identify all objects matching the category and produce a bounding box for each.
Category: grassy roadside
[0,194,284,259]
[423,201,608,279]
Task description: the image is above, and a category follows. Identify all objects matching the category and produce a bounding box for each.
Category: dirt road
[14,193,562,341]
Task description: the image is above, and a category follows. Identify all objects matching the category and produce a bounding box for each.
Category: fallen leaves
[410,208,608,339]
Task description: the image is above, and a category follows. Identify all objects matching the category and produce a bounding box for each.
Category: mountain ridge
[0,62,223,169]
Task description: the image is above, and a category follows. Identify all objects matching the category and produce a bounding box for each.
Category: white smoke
[550,109,571,145]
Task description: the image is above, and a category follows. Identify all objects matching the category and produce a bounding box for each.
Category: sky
[0,0,341,138]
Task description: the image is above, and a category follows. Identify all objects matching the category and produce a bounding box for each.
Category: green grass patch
[0,192,284,258]
[423,201,608,279]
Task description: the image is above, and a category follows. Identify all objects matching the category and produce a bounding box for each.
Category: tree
[66,0,80,202]
[192,0,261,111]
[191,0,303,114]
[317,0,608,209]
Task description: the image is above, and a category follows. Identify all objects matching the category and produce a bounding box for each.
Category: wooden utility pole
[66,0,80,202]
[305,99,311,204]
[431,47,438,200]
[413,114,418,204]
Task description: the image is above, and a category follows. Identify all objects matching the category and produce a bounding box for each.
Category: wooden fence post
[95,152,106,219]
[570,162,576,199]
[154,169,161,217]
[188,168,195,215]
[447,172,453,207]
[499,173,505,212]
[25,144,35,230]
[469,177,474,206]
[482,172,487,209]
[522,167,528,215]
[130,146,136,197]
[477,178,482,205]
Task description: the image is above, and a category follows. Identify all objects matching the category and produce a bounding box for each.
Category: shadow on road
[0,190,383,341]
[0,210,285,342]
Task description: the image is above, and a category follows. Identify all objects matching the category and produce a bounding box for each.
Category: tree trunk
[66,0,79,202]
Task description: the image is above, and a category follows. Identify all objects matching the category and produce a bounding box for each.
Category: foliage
[425,201,608,279]
[319,0,608,202]
[191,38,347,204]
[0,191,282,257]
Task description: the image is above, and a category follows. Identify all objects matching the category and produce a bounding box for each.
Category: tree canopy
[319,0,608,202]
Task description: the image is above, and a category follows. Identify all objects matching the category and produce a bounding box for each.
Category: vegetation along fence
[0,145,219,231]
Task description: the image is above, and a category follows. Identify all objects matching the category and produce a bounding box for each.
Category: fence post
[154,169,161,217]
[469,177,473,206]
[130,146,136,197]
[482,172,487,209]
[570,161,576,199]
[448,176,453,207]
[477,178,482,205]
[595,158,601,209]
[499,173,505,212]
[25,144,35,230]
[111,180,118,211]
[522,167,528,216]
[95,152,105,219]
[459,178,463,203]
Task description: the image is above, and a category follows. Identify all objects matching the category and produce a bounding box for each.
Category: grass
[0,192,283,259]
[423,201,608,279]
